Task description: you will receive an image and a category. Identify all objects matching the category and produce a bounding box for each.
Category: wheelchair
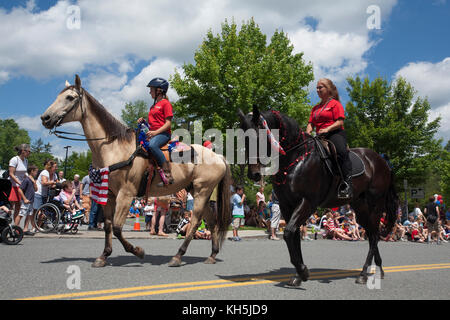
[34,186,84,234]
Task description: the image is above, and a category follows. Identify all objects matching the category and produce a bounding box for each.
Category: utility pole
[64,146,72,179]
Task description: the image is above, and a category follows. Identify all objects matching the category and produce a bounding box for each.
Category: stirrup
[338,181,351,199]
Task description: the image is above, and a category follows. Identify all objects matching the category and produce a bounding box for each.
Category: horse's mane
[61,86,134,142]
[260,110,309,150]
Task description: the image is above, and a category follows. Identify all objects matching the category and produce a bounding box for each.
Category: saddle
[315,137,365,178]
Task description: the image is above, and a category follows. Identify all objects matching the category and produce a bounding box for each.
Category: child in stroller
[54,180,85,233]
[0,178,23,244]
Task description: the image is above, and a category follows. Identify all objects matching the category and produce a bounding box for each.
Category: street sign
[410,187,425,199]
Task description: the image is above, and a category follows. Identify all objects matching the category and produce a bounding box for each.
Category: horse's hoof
[355,276,368,284]
[204,257,216,264]
[300,267,310,282]
[168,257,182,267]
[286,277,302,287]
[92,258,106,268]
[380,271,385,279]
[134,247,145,260]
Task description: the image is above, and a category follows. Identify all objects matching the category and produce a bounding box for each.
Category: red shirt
[148,99,173,133]
[308,99,345,132]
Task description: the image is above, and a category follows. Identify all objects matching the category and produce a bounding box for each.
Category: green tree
[0,119,31,169]
[61,150,92,181]
[121,100,149,128]
[345,76,443,190]
[171,18,314,131]
[28,138,54,169]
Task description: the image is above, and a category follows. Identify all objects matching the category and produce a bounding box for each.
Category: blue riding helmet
[147,77,169,93]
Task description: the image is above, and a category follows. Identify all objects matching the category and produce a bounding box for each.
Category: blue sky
[0,0,449,162]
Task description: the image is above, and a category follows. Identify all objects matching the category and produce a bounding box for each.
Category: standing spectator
[15,165,38,235]
[57,171,66,183]
[424,196,440,244]
[150,196,170,236]
[80,175,91,225]
[88,198,102,231]
[256,186,265,207]
[144,197,156,231]
[186,192,194,212]
[33,160,57,218]
[8,144,31,222]
[230,185,245,241]
[72,174,81,204]
[269,191,281,240]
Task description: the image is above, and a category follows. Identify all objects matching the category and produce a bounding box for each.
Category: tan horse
[41,75,231,268]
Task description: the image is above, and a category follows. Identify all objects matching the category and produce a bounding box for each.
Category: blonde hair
[319,78,340,102]
[45,160,56,172]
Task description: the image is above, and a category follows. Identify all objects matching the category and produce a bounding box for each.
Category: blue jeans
[148,132,170,166]
[89,199,99,228]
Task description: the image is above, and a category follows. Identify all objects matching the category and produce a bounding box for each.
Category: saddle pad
[349,151,365,177]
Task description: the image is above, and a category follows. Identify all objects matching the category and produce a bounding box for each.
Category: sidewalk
[29,217,287,240]
[30,225,275,240]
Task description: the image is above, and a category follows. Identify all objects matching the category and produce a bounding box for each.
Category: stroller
[0,179,23,245]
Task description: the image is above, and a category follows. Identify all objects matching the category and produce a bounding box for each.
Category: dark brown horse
[239,106,398,287]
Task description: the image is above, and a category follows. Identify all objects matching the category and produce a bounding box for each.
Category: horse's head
[41,74,84,129]
[238,105,269,182]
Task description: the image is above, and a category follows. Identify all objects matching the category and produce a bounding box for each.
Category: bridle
[49,86,109,141]
[250,110,316,185]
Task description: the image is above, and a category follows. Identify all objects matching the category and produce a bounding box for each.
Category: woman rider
[138,77,174,187]
[306,78,352,198]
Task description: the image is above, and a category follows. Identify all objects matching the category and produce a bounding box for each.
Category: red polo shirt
[308,99,345,132]
[148,99,173,133]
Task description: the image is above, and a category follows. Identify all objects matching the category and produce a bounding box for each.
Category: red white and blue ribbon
[260,115,286,156]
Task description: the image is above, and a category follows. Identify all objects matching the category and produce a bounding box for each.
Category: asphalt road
[2,236,449,301]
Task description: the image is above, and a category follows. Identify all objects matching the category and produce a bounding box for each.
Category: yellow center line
[19,263,450,300]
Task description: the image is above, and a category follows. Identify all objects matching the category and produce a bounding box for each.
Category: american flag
[89,165,109,205]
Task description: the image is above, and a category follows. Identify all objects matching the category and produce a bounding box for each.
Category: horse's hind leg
[283,199,312,287]
[204,203,219,264]
[169,194,208,267]
[92,195,115,268]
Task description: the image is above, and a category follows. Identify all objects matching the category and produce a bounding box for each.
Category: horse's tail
[385,170,399,234]
[217,157,232,247]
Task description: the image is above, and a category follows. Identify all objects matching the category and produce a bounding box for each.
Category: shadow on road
[40,254,223,267]
[216,267,361,288]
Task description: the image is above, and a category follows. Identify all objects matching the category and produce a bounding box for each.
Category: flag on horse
[89,165,109,205]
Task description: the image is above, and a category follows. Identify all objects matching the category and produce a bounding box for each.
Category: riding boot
[338,175,353,199]
[157,161,174,187]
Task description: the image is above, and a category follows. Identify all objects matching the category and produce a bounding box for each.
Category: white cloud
[0,0,397,84]
[15,115,43,131]
[395,57,450,142]
[289,27,373,84]
[395,57,450,107]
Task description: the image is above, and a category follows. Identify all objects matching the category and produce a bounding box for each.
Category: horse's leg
[204,203,219,264]
[168,193,208,267]
[354,200,381,284]
[283,199,312,287]
[92,195,115,268]
[112,192,145,261]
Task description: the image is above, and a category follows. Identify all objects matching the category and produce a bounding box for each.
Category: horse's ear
[238,109,247,124]
[252,105,260,124]
[75,74,81,90]
[65,80,70,87]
